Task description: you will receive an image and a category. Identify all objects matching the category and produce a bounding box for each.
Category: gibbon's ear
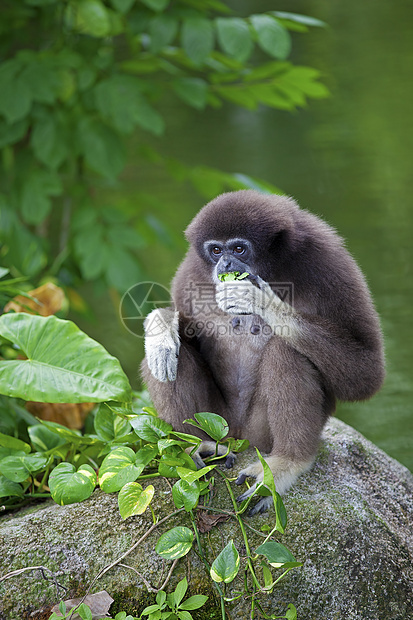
[268,228,289,253]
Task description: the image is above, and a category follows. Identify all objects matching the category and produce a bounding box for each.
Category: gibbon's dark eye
[234,246,245,254]
[211,246,222,255]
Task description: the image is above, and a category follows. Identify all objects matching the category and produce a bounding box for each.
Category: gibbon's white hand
[144,308,180,382]
[216,275,292,327]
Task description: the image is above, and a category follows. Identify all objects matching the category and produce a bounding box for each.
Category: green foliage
[250,14,292,60]
[210,540,240,583]
[0,312,301,619]
[49,462,97,505]
[255,449,287,534]
[218,271,249,282]
[184,411,229,441]
[140,578,208,620]
[99,446,146,492]
[155,526,194,559]
[215,17,253,63]
[118,481,155,518]
[0,268,30,309]
[0,313,132,403]
[0,0,328,294]
[0,476,24,499]
[50,588,209,620]
[255,541,302,570]
[158,448,197,478]
[0,452,48,483]
[94,403,132,441]
[130,413,173,442]
[49,601,98,620]
[171,478,200,512]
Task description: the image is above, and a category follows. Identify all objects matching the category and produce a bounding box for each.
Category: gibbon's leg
[141,338,234,467]
[141,339,226,431]
[236,336,334,515]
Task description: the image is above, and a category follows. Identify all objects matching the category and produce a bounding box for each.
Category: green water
[75,0,413,471]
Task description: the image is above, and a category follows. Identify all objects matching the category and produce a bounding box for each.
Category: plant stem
[258,523,280,549]
[68,507,185,619]
[189,510,226,620]
[271,567,294,586]
[0,494,52,511]
[36,464,51,494]
[217,471,262,592]
[137,473,161,480]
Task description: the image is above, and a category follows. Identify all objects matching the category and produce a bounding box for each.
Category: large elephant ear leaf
[0,313,132,403]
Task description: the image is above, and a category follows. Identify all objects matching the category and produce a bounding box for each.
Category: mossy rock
[0,418,412,620]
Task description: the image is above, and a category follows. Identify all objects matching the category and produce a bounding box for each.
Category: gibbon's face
[185,191,299,284]
[203,237,255,283]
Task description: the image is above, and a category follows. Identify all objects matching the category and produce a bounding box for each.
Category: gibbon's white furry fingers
[144,308,180,382]
[215,278,272,316]
[215,277,294,333]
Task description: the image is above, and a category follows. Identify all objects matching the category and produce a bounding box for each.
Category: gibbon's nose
[219,254,234,272]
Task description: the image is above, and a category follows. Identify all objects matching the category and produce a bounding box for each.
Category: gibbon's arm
[144,308,180,382]
[216,277,384,402]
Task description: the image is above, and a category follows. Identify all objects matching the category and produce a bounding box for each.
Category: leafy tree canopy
[0,0,328,294]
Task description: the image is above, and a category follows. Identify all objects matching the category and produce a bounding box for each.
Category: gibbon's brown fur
[141,190,385,514]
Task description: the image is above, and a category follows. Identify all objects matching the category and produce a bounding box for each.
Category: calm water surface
[76,0,413,470]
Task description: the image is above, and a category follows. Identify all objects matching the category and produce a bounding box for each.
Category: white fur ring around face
[144,308,180,382]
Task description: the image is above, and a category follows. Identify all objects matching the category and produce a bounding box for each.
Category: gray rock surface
[0,418,412,620]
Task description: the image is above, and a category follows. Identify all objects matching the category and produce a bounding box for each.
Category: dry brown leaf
[196,510,230,533]
[4,282,65,316]
[26,402,95,430]
[50,590,114,619]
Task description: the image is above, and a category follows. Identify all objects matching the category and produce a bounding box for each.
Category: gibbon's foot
[235,460,266,514]
[235,455,315,515]
[144,309,180,382]
[187,440,236,470]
